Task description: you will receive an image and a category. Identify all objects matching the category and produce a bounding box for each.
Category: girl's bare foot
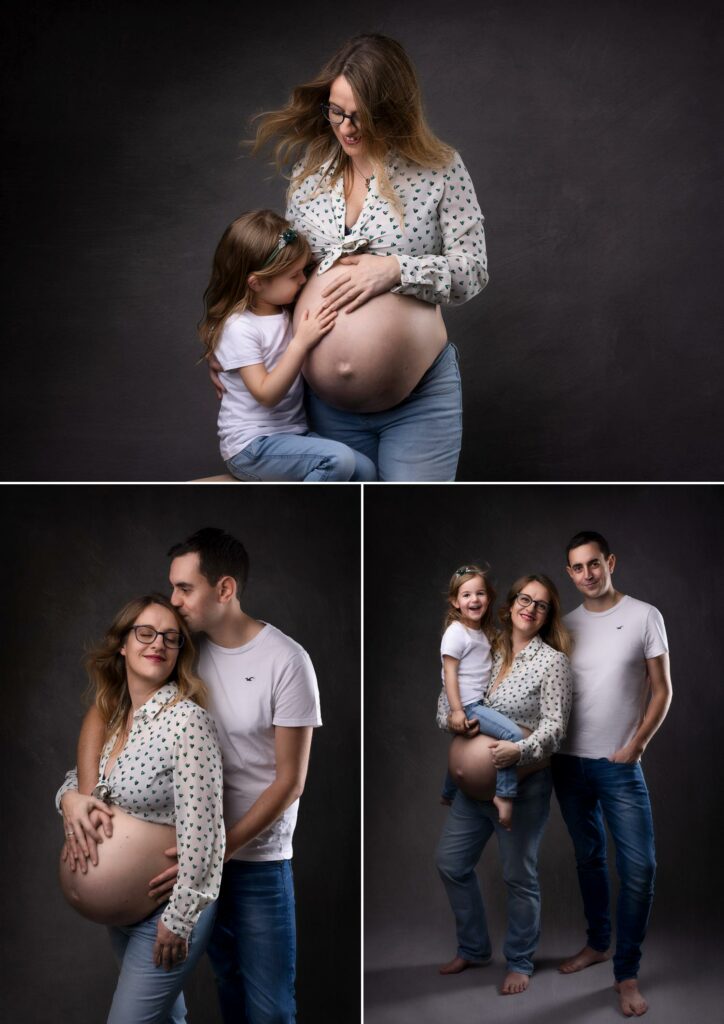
[501,971,529,994]
[493,795,513,830]
[615,979,649,1017]
[558,944,611,973]
[438,955,488,975]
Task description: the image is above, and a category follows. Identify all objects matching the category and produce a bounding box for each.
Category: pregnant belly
[295,269,447,413]
[448,732,540,801]
[59,807,177,926]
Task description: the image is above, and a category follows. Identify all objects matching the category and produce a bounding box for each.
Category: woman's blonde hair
[444,565,498,644]
[494,574,572,673]
[198,209,310,360]
[251,34,454,213]
[84,594,207,740]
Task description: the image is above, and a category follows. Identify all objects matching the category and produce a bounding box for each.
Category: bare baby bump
[448,732,542,802]
[295,269,447,412]
[59,806,177,926]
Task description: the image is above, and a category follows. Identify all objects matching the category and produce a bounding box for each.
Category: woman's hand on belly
[321,254,400,313]
[60,790,115,871]
[490,740,522,768]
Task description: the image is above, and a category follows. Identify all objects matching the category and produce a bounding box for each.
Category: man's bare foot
[438,955,488,975]
[500,971,529,994]
[558,945,611,973]
[615,979,648,1017]
[493,795,513,830]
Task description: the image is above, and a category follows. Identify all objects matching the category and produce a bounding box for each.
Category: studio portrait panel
[0,484,361,1024]
[2,0,722,481]
[363,484,723,1023]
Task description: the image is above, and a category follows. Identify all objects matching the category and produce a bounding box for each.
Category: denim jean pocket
[411,344,462,398]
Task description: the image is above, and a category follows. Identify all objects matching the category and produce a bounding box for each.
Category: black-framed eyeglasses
[320,103,362,129]
[515,593,550,616]
[129,625,185,649]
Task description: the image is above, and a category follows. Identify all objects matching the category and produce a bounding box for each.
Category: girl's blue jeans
[442,703,524,802]
[436,768,552,975]
[552,753,656,982]
[106,902,216,1024]
[207,859,297,1024]
[226,431,376,481]
[305,343,463,481]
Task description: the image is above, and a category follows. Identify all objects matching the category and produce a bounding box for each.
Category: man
[66,527,321,1023]
[553,531,672,1019]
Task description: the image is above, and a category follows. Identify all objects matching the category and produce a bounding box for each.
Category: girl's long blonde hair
[251,34,454,213]
[494,574,572,673]
[84,594,206,740]
[198,209,310,360]
[444,565,498,644]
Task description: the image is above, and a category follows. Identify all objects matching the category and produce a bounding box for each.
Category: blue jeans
[106,903,216,1024]
[552,754,656,982]
[441,703,524,802]
[225,432,377,481]
[436,768,552,975]
[305,343,463,481]
[207,859,296,1024]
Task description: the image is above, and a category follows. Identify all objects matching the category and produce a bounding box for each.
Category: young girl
[199,210,376,481]
[438,565,525,829]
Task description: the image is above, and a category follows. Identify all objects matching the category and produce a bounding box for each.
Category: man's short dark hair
[168,527,249,603]
[565,531,611,563]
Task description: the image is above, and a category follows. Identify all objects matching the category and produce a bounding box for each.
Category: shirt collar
[513,633,544,662]
[133,681,179,721]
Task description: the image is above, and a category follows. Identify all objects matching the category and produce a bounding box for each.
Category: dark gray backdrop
[0,484,361,1024]
[364,484,723,1020]
[3,1,722,481]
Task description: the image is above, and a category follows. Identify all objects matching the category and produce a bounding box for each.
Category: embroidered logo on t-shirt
[616,626,623,630]
[245,676,255,682]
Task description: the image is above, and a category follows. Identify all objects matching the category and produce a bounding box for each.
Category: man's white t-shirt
[440,621,492,706]
[199,623,322,861]
[215,310,307,461]
[561,595,668,759]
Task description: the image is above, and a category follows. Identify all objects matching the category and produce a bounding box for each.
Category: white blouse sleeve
[161,705,226,939]
[392,152,489,306]
[517,652,573,766]
[55,767,79,813]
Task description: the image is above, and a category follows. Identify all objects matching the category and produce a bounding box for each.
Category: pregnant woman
[251,33,489,480]
[436,575,573,995]
[57,594,225,1024]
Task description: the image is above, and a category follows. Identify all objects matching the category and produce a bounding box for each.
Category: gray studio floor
[364,928,718,1024]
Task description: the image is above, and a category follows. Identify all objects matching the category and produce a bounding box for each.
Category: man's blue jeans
[207,859,296,1024]
[106,903,216,1024]
[552,754,656,982]
[226,431,376,481]
[441,702,524,802]
[436,768,552,976]
[306,343,463,481]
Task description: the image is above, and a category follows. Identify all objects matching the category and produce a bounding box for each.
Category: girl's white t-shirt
[214,309,307,460]
[440,621,493,706]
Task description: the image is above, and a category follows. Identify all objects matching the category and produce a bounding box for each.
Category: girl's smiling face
[453,575,489,629]
[328,75,367,160]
